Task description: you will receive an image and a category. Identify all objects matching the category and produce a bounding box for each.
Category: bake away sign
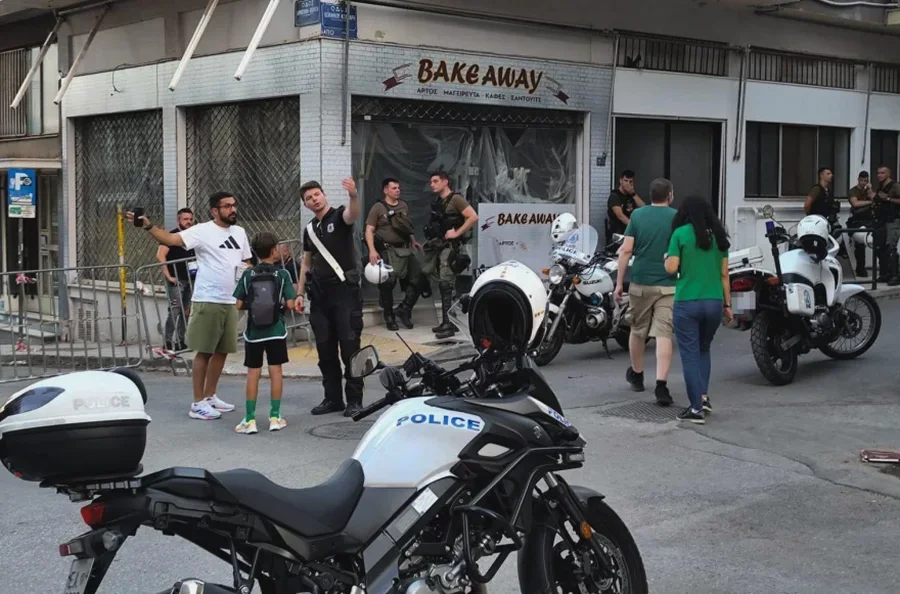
[383,58,569,104]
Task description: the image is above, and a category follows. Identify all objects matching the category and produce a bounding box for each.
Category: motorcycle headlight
[548,264,566,285]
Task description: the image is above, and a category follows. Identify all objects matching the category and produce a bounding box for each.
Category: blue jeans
[673,300,722,412]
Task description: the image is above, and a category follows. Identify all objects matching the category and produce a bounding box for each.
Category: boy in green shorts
[233,232,297,434]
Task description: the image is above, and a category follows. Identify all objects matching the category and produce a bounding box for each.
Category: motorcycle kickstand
[229,539,260,594]
[601,338,612,360]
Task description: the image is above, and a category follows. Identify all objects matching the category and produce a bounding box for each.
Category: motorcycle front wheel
[818,292,881,360]
[533,327,565,366]
[519,497,648,594]
[750,310,798,385]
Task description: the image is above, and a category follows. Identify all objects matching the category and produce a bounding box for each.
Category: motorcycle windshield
[552,225,599,264]
[448,300,471,342]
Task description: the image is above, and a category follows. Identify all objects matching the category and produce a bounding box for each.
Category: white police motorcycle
[727,206,882,385]
[531,217,632,366]
[0,261,647,594]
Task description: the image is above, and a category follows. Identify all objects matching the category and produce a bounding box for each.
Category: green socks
[270,399,281,419]
[245,400,257,422]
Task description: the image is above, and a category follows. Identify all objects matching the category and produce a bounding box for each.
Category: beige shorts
[627,284,675,339]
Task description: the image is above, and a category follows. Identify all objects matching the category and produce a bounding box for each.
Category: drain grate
[309,420,376,440]
[597,401,681,424]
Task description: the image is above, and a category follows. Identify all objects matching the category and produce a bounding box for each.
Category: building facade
[4,0,900,317]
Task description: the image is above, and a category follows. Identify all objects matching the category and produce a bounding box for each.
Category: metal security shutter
[185,97,302,241]
[352,96,582,128]
[74,110,164,270]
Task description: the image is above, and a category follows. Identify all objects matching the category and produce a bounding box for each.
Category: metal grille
[309,420,376,440]
[749,49,856,90]
[74,110,165,271]
[0,48,28,138]
[597,401,682,424]
[872,64,900,94]
[186,97,303,241]
[352,96,582,128]
[617,33,728,77]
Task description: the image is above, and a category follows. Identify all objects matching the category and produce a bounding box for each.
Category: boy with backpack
[233,232,297,434]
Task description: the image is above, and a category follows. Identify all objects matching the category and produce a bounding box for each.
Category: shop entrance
[613,117,723,215]
[351,96,583,302]
[1,170,61,316]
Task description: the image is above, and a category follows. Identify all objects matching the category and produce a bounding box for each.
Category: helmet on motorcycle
[464,261,548,353]
[550,213,578,244]
[364,261,394,285]
[796,215,830,261]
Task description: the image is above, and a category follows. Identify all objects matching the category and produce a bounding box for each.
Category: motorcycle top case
[784,282,815,317]
[0,370,151,483]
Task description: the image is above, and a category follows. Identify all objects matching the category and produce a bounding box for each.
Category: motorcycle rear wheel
[818,292,881,360]
[750,310,798,386]
[519,497,648,594]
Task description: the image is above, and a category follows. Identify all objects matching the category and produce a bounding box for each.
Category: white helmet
[550,213,578,244]
[365,261,394,285]
[463,260,548,352]
[796,215,830,261]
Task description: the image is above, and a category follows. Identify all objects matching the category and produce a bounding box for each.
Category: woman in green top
[664,196,733,424]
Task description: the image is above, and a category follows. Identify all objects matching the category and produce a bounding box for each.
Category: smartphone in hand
[133,207,144,227]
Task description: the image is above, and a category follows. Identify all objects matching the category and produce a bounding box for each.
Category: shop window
[745,122,850,198]
[871,130,899,174]
[185,97,302,241]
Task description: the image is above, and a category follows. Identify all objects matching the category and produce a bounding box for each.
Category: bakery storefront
[346,46,611,296]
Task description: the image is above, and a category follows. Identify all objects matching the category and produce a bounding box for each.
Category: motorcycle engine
[809,311,834,337]
[586,306,608,330]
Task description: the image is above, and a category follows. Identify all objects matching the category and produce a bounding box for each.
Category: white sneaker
[205,394,235,412]
[235,418,258,434]
[269,417,287,432]
[189,400,222,420]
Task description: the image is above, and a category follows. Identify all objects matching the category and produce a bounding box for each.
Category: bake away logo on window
[481,213,563,231]
[383,59,569,104]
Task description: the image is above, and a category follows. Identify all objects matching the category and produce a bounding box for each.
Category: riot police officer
[873,165,900,285]
[298,178,365,417]
[421,171,479,339]
[847,171,876,277]
[365,178,423,330]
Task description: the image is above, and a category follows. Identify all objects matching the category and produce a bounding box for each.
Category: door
[36,172,61,316]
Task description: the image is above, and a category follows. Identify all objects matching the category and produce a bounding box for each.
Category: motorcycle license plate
[733,291,756,312]
[62,558,94,594]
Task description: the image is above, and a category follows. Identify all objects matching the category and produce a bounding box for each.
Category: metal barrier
[134,256,197,375]
[0,264,144,385]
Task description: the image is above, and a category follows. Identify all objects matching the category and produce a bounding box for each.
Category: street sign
[295,0,321,27]
[320,1,358,39]
[8,169,36,219]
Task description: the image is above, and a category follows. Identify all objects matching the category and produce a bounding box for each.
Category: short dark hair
[620,170,635,180]
[382,177,400,190]
[649,178,673,204]
[209,192,234,209]
[859,171,869,179]
[252,232,279,259]
[300,180,323,200]
[818,167,832,177]
[429,171,450,183]
[177,207,193,216]
[878,165,893,175]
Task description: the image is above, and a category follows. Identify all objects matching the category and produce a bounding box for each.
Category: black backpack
[245,270,282,328]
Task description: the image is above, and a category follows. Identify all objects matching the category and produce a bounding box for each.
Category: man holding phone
[128,192,252,421]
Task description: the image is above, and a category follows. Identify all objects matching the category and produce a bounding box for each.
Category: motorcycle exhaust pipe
[586,309,607,329]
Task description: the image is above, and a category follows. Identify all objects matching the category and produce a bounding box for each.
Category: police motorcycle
[0,263,647,594]
[531,214,633,367]
[726,205,882,386]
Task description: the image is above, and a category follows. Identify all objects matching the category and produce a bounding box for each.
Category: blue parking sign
[7,168,36,219]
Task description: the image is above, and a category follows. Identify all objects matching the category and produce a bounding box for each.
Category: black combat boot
[395,281,420,330]
[380,285,399,331]
[433,282,457,339]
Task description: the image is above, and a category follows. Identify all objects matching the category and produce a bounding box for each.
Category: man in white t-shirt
[128,192,252,420]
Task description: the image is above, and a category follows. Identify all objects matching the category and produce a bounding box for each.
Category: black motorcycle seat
[212,459,365,537]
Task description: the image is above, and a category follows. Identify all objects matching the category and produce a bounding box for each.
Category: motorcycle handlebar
[351,397,391,422]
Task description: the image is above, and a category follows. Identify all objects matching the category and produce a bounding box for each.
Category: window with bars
[616,33,728,77]
[745,122,850,198]
[0,48,28,138]
[748,49,857,90]
[74,110,165,270]
[872,64,900,94]
[185,97,303,241]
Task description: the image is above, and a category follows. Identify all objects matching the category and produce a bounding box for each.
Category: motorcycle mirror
[349,346,380,378]
[761,205,774,219]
